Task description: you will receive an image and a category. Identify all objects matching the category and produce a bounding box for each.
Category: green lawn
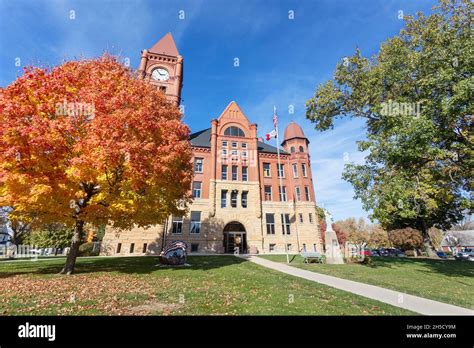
[0,255,413,315]
[260,255,474,309]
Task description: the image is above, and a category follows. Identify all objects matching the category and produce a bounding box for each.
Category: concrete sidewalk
[241,255,474,316]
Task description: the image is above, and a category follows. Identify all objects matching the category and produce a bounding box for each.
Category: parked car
[378,248,390,256]
[385,248,406,257]
[359,249,372,257]
[455,248,474,261]
[436,251,448,259]
[371,249,380,256]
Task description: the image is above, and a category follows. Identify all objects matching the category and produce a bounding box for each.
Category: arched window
[224,126,245,137]
[299,146,304,153]
[290,146,295,153]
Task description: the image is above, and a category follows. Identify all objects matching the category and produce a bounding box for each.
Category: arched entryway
[223,222,247,254]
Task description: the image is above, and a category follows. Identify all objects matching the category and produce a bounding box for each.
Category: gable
[216,101,252,134]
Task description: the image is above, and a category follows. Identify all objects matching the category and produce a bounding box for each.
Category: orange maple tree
[0,55,193,274]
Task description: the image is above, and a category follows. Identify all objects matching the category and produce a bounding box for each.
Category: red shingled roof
[149,32,179,56]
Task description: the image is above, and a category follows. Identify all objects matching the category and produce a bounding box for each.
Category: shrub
[78,242,98,257]
[359,256,374,266]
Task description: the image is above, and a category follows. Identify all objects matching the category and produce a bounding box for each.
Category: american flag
[273,106,278,128]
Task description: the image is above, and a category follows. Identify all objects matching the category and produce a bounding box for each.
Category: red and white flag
[265,129,277,141]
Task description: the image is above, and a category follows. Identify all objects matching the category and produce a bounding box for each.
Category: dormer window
[290,146,295,153]
[299,146,304,152]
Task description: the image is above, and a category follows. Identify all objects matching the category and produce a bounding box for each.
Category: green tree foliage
[26,223,74,250]
[306,0,473,255]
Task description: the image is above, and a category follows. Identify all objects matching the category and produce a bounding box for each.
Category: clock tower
[138,32,183,105]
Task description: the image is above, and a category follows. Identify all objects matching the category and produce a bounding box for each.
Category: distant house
[0,214,10,244]
[441,230,474,252]
[0,232,8,242]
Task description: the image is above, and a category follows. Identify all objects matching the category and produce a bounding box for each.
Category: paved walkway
[241,255,474,316]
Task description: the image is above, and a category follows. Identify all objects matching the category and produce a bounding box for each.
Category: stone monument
[323,209,344,264]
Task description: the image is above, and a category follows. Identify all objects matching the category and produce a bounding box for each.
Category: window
[142,243,148,253]
[299,213,303,223]
[295,187,301,201]
[190,211,201,234]
[231,150,238,159]
[159,86,166,93]
[194,158,203,173]
[192,181,202,198]
[241,191,248,208]
[241,143,247,149]
[264,186,272,201]
[302,164,307,177]
[291,146,295,153]
[231,142,238,148]
[130,243,135,253]
[232,166,238,181]
[116,243,122,253]
[266,213,275,234]
[242,166,248,181]
[221,165,228,180]
[242,151,248,158]
[263,163,271,177]
[221,190,227,208]
[224,126,245,137]
[191,243,199,252]
[305,186,310,201]
[286,244,292,252]
[279,186,287,202]
[231,191,238,208]
[172,216,183,234]
[309,213,313,223]
[292,164,298,178]
[222,149,228,159]
[222,141,228,147]
[303,243,307,252]
[299,146,304,153]
[277,164,285,178]
[269,243,276,252]
[313,244,317,252]
[281,214,291,235]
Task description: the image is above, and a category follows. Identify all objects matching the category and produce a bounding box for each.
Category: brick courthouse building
[101,33,322,255]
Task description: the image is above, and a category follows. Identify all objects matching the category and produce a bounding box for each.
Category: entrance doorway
[223,222,247,254]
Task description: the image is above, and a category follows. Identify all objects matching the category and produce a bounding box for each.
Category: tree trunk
[60,220,84,275]
[421,221,437,257]
[10,231,17,246]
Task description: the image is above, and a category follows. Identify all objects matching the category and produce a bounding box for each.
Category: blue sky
[0,0,438,222]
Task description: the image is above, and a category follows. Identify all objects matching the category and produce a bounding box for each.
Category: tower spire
[149,32,179,56]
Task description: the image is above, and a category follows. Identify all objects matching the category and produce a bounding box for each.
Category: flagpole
[274,106,290,264]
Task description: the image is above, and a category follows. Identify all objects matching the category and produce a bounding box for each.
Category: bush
[78,242,98,257]
[344,256,373,265]
[359,256,374,266]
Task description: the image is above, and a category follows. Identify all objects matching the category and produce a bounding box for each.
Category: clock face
[151,68,170,81]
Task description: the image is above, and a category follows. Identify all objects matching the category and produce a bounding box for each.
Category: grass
[260,255,474,309]
[0,255,414,315]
